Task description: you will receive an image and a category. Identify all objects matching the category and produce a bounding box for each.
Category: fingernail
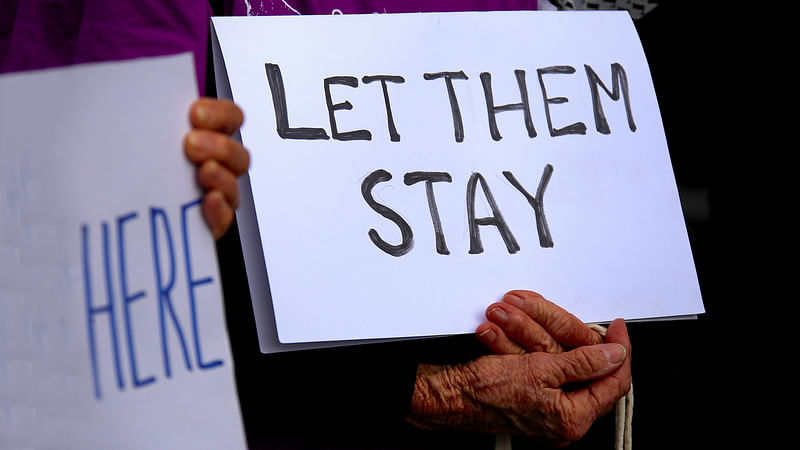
[488,307,508,323]
[207,189,224,206]
[504,294,523,307]
[187,131,199,149]
[602,344,627,364]
[195,105,211,124]
[477,328,496,341]
[187,132,207,156]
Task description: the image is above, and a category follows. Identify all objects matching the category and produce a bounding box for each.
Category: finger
[597,319,632,392]
[475,322,526,355]
[604,319,631,356]
[504,290,603,348]
[184,129,250,175]
[544,342,627,388]
[574,318,632,411]
[196,159,241,209]
[485,302,562,353]
[189,97,244,135]
[202,190,234,239]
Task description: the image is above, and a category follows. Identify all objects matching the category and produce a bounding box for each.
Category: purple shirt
[233,0,537,15]
[1,0,537,92]
[0,0,214,91]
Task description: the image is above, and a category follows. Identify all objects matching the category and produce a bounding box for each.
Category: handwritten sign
[211,11,704,346]
[0,54,246,449]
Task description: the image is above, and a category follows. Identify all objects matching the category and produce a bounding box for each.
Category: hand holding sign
[211,11,704,347]
[410,314,632,447]
[184,98,251,239]
[0,53,246,450]
[182,94,631,446]
[476,290,604,354]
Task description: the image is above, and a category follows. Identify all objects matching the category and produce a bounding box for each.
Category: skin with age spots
[409,336,627,447]
[477,290,604,354]
[408,290,631,447]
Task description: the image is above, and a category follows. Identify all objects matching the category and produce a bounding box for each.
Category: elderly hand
[408,318,631,447]
[476,290,603,355]
[407,290,631,446]
[184,98,250,238]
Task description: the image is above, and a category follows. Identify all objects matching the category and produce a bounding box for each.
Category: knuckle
[569,348,601,376]
[198,160,222,188]
[584,349,606,373]
[220,135,237,161]
[527,294,550,318]
[541,339,562,354]
[506,306,525,326]
[523,330,560,354]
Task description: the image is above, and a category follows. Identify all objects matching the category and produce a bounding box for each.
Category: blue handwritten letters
[81,199,223,400]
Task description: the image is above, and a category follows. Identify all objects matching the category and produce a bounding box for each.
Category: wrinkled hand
[408,290,631,446]
[184,98,250,238]
[408,318,631,447]
[476,290,603,354]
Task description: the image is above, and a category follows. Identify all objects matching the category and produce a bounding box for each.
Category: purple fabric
[0,0,212,93]
[1,0,537,88]
[233,0,537,16]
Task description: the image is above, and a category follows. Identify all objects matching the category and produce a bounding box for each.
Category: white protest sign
[211,11,704,346]
[0,54,246,449]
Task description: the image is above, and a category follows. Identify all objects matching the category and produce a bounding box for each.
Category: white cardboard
[211,11,704,347]
[0,54,246,449]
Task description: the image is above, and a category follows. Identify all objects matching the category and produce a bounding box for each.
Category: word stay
[362,165,554,256]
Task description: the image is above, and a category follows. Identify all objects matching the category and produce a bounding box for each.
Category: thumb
[548,343,627,386]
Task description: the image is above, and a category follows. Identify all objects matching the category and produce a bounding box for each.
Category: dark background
[220,3,755,449]
[613,3,753,449]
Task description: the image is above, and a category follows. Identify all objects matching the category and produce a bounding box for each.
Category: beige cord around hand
[494,324,633,450]
[588,323,633,450]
